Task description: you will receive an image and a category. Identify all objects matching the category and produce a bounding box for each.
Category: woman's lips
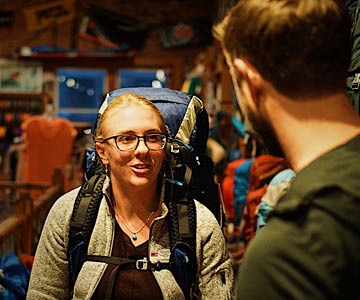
[131,164,150,174]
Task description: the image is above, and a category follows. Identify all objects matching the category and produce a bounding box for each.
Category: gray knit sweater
[27,178,234,299]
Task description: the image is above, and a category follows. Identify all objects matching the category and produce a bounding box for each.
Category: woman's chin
[130,177,152,188]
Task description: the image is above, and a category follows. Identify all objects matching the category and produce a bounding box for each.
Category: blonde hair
[94,93,167,142]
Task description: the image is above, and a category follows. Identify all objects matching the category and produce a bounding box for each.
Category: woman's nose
[134,137,149,152]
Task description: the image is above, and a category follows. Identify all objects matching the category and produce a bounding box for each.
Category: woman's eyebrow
[113,129,162,135]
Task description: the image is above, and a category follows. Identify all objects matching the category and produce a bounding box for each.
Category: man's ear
[233,58,263,106]
[95,142,109,165]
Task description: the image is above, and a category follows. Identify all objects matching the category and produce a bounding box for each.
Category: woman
[26,93,234,300]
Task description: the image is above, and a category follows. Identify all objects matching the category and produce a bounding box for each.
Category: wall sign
[23,0,75,31]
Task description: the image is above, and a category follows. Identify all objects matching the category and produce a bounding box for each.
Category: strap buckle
[136,257,148,271]
[352,73,360,90]
[170,143,180,154]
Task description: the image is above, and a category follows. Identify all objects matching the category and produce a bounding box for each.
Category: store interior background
[0,0,237,172]
[0,0,242,259]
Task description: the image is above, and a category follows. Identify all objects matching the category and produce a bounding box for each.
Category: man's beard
[245,105,284,158]
[231,73,284,158]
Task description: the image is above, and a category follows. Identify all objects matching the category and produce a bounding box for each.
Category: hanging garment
[221,158,250,223]
[21,116,77,193]
[241,155,289,247]
[233,158,254,227]
[256,168,296,233]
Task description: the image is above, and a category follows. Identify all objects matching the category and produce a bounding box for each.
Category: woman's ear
[95,142,109,165]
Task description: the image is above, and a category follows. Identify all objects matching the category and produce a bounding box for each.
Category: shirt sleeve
[196,202,235,299]
[27,192,75,300]
[235,210,342,300]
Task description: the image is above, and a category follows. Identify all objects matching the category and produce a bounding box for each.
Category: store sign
[23,0,75,31]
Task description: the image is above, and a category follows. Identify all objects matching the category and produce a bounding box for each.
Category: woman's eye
[147,134,161,142]
[119,135,135,143]
[147,135,157,142]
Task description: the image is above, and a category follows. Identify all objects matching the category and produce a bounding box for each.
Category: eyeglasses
[101,133,167,151]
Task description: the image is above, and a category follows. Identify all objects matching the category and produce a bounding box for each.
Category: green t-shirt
[236,135,360,299]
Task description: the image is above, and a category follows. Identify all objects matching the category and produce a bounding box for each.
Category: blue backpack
[0,253,30,300]
[67,87,222,299]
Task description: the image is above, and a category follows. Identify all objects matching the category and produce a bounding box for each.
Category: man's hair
[213,0,353,98]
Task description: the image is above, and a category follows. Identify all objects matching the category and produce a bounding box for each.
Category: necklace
[117,210,156,241]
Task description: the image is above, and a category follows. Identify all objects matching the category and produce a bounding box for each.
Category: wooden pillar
[17,189,34,255]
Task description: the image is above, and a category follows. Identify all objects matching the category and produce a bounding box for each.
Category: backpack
[256,168,296,233]
[233,158,253,227]
[347,0,360,114]
[221,158,246,223]
[67,87,222,299]
[0,253,30,300]
[241,155,289,247]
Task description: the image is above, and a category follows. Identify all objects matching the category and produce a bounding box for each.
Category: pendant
[132,234,137,241]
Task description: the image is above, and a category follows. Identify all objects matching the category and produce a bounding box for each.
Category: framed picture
[0,59,43,93]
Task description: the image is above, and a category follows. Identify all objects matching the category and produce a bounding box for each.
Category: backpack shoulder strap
[165,174,198,299]
[347,1,360,114]
[68,173,106,295]
[349,0,360,68]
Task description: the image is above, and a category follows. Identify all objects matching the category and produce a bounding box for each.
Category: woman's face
[96,105,165,191]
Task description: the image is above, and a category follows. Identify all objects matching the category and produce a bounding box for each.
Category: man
[214,0,360,299]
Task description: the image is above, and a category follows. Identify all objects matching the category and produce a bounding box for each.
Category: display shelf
[18,50,139,59]
[0,93,43,140]
[0,93,44,171]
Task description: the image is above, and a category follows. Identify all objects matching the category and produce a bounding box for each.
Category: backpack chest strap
[86,255,171,300]
[86,255,171,271]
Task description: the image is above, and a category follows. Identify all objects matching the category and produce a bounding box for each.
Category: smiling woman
[26,91,234,300]
[94,94,167,214]
[95,99,166,242]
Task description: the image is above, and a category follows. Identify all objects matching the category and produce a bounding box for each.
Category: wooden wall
[0,0,217,75]
[0,0,234,112]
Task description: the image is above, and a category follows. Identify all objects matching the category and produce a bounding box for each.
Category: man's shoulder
[276,135,360,213]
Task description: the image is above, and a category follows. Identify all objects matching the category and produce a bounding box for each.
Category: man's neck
[267,91,360,172]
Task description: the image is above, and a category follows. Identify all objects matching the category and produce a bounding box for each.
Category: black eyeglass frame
[101,133,168,152]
